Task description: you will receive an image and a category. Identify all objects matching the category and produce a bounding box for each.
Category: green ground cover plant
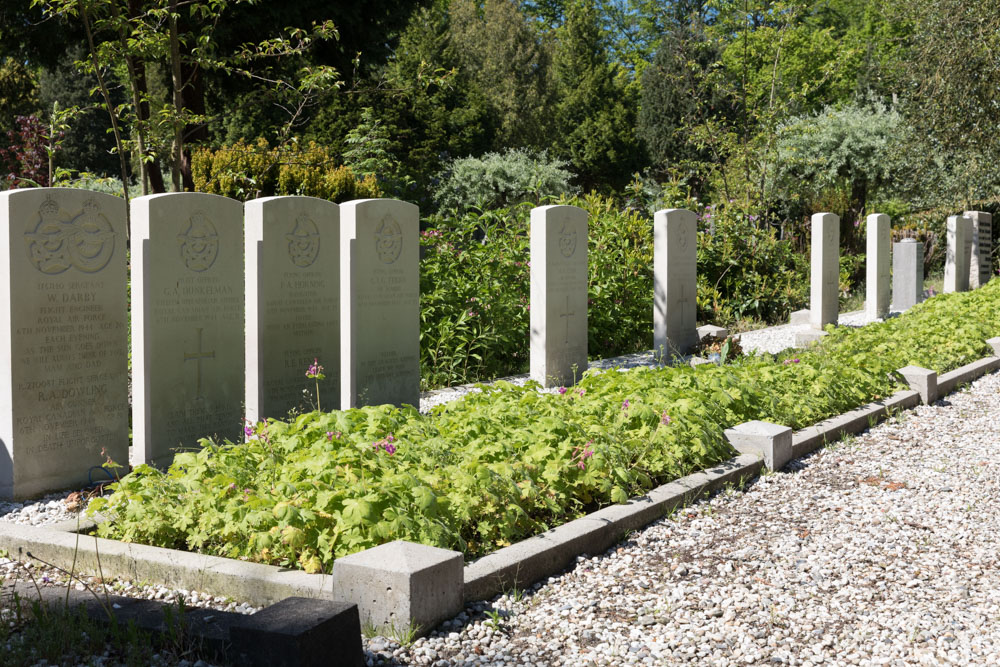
[89,281,1000,572]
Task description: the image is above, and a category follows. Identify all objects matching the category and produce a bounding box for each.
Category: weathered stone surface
[245,196,339,421]
[810,213,840,329]
[0,188,128,498]
[530,205,588,387]
[964,210,992,288]
[891,239,923,312]
[339,199,420,409]
[332,541,463,636]
[866,213,890,320]
[724,420,793,471]
[944,215,973,293]
[653,209,698,360]
[131,192,244,467]
[898,365,938,405]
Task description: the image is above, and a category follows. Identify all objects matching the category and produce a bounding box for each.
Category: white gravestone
[0,189,128,499]
[653,208,698,360]
[246,197,339,421]
[132,193,244,467]
[943,215,973,293]
[963,210,992,288]
[810,213,840,329]
[530,205,588,387]
[865,213,891,320]
[891,239,923,312]
[340,199,420,409]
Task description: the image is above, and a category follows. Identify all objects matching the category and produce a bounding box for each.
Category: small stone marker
[653,208,698,360]
[530,205,588,387]
[865,213,890,320]
[810,212,840,330]
[697,324,728,341]
[963,210,992,288]
[943,214,973,293]
[245,196,339,421]
[891,239,923,311]
[724,421,793,472]
[898,365,937,405]
[132,193,244,467]
[332,540,464,637]
[340,199,420,409]
[0,188,128,499]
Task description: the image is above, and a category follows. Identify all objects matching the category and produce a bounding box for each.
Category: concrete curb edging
[0,352,997,631]
[463,453,763,602]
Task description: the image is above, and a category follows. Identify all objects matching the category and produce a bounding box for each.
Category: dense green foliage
[432,149,575,213]
[89,280,1000,571]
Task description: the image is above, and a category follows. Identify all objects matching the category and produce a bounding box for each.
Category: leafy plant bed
[89,282,1000,573]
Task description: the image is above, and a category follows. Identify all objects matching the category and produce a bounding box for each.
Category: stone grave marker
[245,196,339,422]
[530,205,588,387]
[340,199,419,409]
[132,193,244,467]
[891,239,923,312]
[810,212,840,329]
[0,189,128,499]
[963,210,992,288]
[865,213,891,320]
[653,208,698,360]
[943,214,973,293]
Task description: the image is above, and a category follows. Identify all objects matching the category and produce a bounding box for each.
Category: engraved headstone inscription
[810,213,840,329]
[131,193,244,467]
[866,213,891,320]
[530,205,588,387]
[0,188,128,499]
[245,197,339,422]
[964,210,992,288]
[340,199,420,409]
[653,208,698,360]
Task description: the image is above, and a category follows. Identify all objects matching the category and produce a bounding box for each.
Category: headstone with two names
[943,214,973,293]
[653,208,698,360]
[245,196,340,422]
[131,193,245,467]
[810,212,840,330]
[891,238,923,312]
[340,199,420,409]
[865,213,891,320]
[0,189,129,499]
[530,205,588,388]
[963,210,992,288]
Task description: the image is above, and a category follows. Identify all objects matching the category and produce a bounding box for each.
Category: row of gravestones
[798,211,992,339]
[2,190,991,500]
[0,189,702,499]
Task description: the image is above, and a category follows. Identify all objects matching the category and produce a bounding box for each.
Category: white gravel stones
[371,370,1000,665]
[0,490,78,526]
[738,309,876,356]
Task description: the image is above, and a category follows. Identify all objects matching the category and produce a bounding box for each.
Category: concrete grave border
[0,346,997,634]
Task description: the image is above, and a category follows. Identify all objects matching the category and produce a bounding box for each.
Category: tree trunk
[846,177,868,252]
[167,0,184,192]
[179,60,208,192]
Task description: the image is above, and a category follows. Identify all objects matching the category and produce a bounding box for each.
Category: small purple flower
[228,482,237,491]
[577,389,585,397]
[661,412,672,425]
[41,576,51,584]
[622,400,630,410]
[558,386,567,395]
[306,358,324,379]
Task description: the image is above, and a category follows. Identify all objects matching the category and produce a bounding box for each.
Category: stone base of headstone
[331,541,463,637]
[697,324,728,341]
[689,357,714,368]
[724,420,793,472]
[789,309,810,326]
[794,330,827,347]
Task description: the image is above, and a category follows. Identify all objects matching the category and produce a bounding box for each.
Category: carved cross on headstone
[183,327,215,399]
[559,294,575,344]
[677,283,694,330]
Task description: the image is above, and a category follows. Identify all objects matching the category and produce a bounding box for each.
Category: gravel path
[370,369,1000,666]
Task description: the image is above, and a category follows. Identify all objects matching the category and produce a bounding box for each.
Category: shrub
[432,148,576,213]
[190,139,380,202]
